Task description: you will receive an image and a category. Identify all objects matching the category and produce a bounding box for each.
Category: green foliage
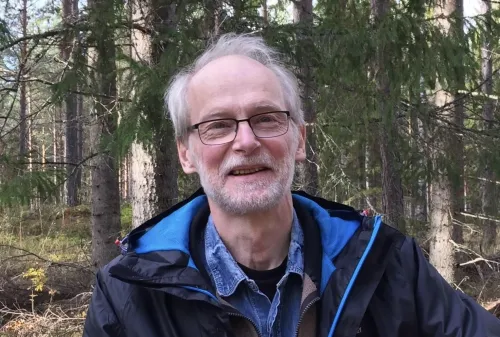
[0,165,65,207]
[22,267,47,292]
[120,203,132,234]
[1,0,499,219]
[0,18,12,45]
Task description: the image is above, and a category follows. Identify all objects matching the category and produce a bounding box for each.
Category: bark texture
[371,0,405,231]
[129,0,179,228]
[62,0,80,206]
[479,0,497,256]
[293,0,319,196]
[428,0,464,283]
[89,0,122,269]
[19,0,28,159]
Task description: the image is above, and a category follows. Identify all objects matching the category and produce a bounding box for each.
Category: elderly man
[83,33,500,337]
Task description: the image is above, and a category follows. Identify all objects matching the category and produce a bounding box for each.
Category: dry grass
[0,293,90,337]
[0,204,94,335]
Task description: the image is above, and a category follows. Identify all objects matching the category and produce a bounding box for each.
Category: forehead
[187,55,285,121]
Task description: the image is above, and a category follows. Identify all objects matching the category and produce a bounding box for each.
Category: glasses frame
[190,111,291,145]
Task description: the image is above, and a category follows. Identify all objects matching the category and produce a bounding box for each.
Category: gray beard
[195,153,296,216]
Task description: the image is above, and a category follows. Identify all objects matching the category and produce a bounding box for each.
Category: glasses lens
[198,119,237,145]
[250,112,289,138]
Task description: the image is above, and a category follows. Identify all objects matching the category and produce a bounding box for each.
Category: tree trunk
[365,135,380,211]
[89,0,121,269]
[129,0,156,228]
[429,174,455,282]
[293,0,319,196]
[371,0,405,231]
[128,0,179,228]
[150,0,179,212]
[428,0,464,283]
[429,96,456,283]
[27,86,32,172]
[356,137,366,210]
[61,0,81,206]
[203,0,221,37]
[53,112,57,188]
[42,126,46,170]
[131,143,156,228]
[153,132,179,213]
[479,0,497,256]
[75,0,84,196]
[409,99,419,220]
[421,90,431,222]
[262,0,268,26]
[450,0,465,245]
[120,154,130,202]
[19,0,28,159]
[76,87,83,192]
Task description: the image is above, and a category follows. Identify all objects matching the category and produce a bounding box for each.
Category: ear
[295,124,306,162]
[177,139,197,174]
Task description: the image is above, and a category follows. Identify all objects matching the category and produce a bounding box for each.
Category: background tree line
[0,0,499,333]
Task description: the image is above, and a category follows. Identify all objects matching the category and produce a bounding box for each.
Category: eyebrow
[201,103,283,121]
[200,111,232,122]
[250,102,282,111]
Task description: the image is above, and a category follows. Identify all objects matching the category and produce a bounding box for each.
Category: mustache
[220,153,277,175]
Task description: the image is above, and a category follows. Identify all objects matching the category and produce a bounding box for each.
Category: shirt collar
[204,210,304,297]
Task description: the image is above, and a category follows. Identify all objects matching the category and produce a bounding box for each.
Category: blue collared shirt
[205,212,304,337]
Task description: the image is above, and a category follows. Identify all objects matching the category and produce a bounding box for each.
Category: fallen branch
[458,257,500,267]
[459,212,500,223]
[0,244,92,272]
[450,240,496,271]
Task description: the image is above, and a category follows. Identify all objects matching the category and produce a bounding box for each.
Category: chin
[208,183,286,215]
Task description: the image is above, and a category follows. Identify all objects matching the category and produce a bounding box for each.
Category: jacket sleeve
[403,238,500,337]
[83,270,123,337]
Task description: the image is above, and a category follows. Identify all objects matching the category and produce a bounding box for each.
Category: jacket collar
[111,188,362,294]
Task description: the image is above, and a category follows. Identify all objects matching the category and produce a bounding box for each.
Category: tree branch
[0,29,65,53]
[459,212,500,223]
[458,257,500,267]
[0,244,92,272]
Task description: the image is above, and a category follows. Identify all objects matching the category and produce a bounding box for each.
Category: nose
[231,121,260,154]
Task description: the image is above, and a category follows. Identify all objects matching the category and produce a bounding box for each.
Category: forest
[0,0,499,335]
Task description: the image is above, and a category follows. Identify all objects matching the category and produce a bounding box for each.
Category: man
[83,33,500,337]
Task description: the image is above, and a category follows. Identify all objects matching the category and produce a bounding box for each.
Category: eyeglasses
[190,111,291,145]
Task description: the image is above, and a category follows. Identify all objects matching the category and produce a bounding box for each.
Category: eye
[205,120,233,130]
[254,114,278,124]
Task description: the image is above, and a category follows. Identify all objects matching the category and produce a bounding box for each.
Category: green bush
[120,203,133,235]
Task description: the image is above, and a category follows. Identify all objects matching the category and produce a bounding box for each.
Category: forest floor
[0,205,498,336]
[0,204,132,336]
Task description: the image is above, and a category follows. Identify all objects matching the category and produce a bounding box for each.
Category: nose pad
[232,121,260,152]
[235,121,256,139]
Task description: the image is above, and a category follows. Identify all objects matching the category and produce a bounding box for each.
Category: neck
[208,193,294,271]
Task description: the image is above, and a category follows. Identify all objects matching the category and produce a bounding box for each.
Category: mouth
[229,167,269,176]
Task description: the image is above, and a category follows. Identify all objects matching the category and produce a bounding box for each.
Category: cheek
[196,146,227,171]
[262,139,292,159]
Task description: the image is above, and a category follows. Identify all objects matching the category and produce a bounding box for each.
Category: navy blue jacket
[83,190,500,337]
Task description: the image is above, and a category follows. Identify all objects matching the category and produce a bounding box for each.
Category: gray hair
[164,33,304,141]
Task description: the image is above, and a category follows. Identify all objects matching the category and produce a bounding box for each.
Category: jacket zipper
[226,311,262,337]
[294,296,320,337]
[327,216,382,337]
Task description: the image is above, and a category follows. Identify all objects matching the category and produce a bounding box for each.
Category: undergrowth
[0,203,132,335]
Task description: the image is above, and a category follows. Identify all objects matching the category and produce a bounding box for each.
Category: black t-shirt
[238,257,288,301]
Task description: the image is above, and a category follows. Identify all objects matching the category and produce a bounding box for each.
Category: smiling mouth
[230,167,268,176]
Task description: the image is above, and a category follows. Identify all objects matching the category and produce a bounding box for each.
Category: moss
[120,203,133,235]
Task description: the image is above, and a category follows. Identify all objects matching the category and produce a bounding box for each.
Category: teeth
[232,168,265,175]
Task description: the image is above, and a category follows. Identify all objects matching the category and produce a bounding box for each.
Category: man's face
[178,55,306,215]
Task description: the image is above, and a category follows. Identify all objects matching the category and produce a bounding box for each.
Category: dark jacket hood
[118,189,381,293]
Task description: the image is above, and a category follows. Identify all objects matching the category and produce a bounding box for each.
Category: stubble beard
[194,151,296,216]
